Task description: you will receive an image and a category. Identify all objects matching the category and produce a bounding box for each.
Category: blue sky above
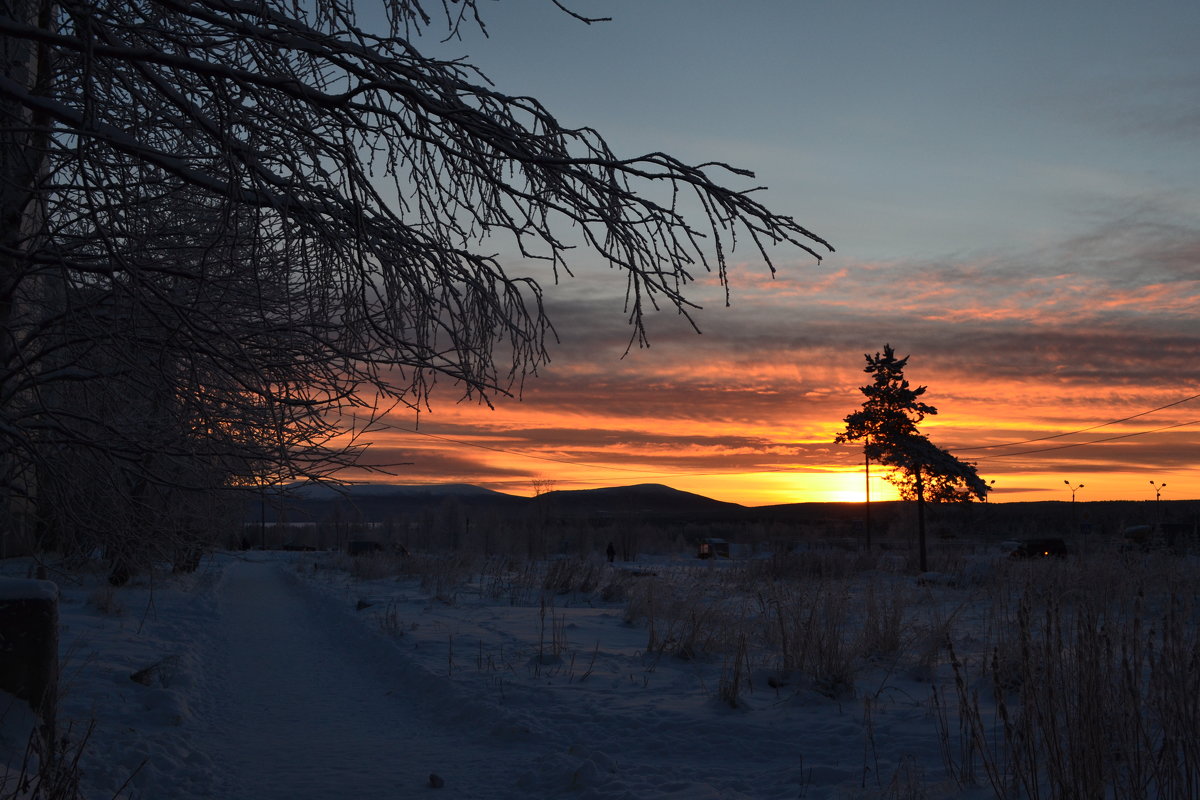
[437,0,1200,261]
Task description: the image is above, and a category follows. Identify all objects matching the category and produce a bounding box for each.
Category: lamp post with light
[1150,480,1166,530]
[1065,480,1085,554]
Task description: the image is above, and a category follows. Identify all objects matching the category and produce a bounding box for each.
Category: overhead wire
[976,418,1200,458]
[953,391,1200,452]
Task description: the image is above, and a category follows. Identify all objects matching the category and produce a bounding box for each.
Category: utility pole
[864,443,872,550]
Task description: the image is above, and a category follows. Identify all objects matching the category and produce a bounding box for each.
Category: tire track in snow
[197,559,522,799]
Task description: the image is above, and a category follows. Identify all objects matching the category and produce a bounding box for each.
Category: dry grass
[618,565,920,700]
[320,537,1200,798]
[542,558,603,595]
[946,554,1200,799]
[86,584,124,615]
[1,684,89,800]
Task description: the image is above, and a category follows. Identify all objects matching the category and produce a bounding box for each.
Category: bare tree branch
[1,0,831,565]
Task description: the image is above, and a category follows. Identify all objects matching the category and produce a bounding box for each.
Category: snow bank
[0,578,57,602]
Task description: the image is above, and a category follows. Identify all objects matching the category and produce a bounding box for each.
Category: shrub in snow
[130,655,182,689]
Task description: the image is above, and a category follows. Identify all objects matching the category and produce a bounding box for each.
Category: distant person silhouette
[606,542,616,563]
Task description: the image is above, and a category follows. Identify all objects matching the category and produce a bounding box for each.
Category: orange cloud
[329,213,1200,505]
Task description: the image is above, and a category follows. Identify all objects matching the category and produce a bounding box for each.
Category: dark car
[346,540,384,556]
[1008,537,1069,559]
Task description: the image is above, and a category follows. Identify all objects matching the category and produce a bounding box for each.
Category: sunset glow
[334,244,1200,505]
[333,2,1199,506]
[340,327,1200,505]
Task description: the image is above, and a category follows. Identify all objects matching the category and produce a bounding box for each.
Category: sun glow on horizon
[550,469,908,507]
[334,372,1200,507]
[817,470,904,504]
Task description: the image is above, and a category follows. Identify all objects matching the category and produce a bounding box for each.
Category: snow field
[4,543,1198,799]
[295,550,986,798]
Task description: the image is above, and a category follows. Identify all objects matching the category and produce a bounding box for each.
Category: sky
[347,0,1200,505]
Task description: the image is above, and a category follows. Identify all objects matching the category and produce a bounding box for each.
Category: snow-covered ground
[2,546,1196,799]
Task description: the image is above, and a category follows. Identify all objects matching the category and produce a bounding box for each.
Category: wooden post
[0,578,59,749]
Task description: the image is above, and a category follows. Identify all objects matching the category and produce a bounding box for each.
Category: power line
[978,418,1200,459]
[954,391,1200,452]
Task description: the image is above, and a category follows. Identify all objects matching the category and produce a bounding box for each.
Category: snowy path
[34,551,979,799]
[196,559,521,799]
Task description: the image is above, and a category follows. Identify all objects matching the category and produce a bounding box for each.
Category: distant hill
[288,483,512,501]
[256,482,525,523]
[533,483,742,515]
[251,482,1200,534]
[253,481,869,526]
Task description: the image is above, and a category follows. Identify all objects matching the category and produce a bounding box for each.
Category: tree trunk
[0,0,55,554]
[864,447,872,550]
[915,466,927,572]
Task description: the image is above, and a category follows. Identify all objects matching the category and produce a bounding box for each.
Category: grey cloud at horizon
[350,447,532,482]
[366,409,1200,479]
[528,208,1200,405]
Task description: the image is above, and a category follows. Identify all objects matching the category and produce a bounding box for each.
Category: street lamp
[1065,480,1086,554]
[1150,480,1167,529]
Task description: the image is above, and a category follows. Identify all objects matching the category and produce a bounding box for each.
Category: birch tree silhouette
[1,0,830,562]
